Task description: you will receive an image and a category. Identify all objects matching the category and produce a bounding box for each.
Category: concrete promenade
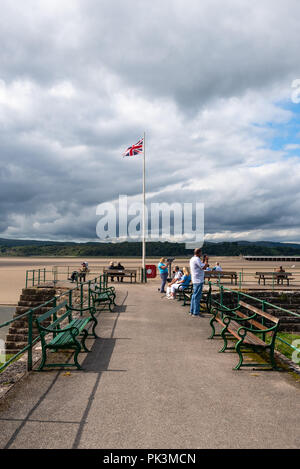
[0,284,299,449]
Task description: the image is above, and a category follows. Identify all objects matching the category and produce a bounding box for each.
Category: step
[6,334,28,342]
[8,328,28,335]
[5,342,28,350]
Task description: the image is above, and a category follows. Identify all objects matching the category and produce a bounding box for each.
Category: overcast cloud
[1,0,300,243]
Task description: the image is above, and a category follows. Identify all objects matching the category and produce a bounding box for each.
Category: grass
[0,354,21,373]
[264,332,300,361]
[274,332,300,361]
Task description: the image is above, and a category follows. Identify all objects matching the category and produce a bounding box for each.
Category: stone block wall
[5,287,56,355]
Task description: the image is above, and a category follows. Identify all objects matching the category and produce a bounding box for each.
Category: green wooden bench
[90,286,116,312]
[209,300,280,370]
[35,300,98,371]
[255,272,294,286]
[95,283,116,299]
[204,271,238,285]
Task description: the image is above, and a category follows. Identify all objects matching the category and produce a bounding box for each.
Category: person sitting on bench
[167,267,191,299]
[276,266,285,284]
[213,262,222,272]
[166,266,183,297]
[69,270,78,283]
[116,262,125,282]
[108,261,116,282]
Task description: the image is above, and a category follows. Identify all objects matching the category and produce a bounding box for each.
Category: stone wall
[5,287,56,355]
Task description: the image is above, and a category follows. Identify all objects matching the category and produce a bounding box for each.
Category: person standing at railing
[158,258,169,294]
[78,263,89,282]
[189,249,209,317]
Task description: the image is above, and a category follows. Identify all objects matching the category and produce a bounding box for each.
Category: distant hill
[1,238,300,257]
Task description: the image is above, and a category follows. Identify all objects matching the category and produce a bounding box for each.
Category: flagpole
[142,131,146,274]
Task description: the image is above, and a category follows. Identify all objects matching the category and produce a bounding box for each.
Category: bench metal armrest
[38,325,80,335]
[213,303,240,313]
[223,312,257,324]
[237,324,278,338]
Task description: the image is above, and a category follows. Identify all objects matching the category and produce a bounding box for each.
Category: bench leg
[90,314,99,338]
[38,348,48,371]
[73,342,83,370]
[81,329,91,353]
[269,344,278,370]
[233,339,244,370]
[219,326,229,352]
[208,317,217,339]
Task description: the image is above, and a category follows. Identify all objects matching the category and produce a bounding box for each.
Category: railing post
[38,269,41,286]
[44,268,46,283]
[27,310,33,371]
[69,289,73,308]
[80,283,83,312]
[88,281,91,309]
[32,270,35,287]
[26,270,28,288]
[220,285,224,307]
[262,301,266,341]
[239,272,242,290]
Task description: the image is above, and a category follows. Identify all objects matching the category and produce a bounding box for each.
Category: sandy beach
[1,255,300,307]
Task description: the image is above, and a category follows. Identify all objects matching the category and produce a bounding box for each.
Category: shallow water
[0,306,15,342]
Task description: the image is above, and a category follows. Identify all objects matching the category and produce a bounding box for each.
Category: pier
[0,283,299,449]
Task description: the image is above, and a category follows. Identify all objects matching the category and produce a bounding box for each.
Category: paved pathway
[0,284,299,449]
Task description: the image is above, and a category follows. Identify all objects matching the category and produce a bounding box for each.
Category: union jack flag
[122,137,144,157]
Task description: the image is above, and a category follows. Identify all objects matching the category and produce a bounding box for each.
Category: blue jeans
[160,272,168,292]
[190,283,204,315]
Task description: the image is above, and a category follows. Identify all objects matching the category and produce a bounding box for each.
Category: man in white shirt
[189,249,209,317]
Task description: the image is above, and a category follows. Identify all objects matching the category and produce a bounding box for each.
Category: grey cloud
[0,1,300,241]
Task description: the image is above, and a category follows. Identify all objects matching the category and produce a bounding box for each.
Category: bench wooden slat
[235,309,267,331]
[214,313,267,346]
[239,300,279,324]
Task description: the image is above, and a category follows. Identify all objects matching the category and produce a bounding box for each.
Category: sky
[1,0,300,244]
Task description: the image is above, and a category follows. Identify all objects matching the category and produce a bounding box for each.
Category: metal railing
[0,274,108,373]
[210,282,300,359]
[26,265,148,287]
[26,268,49,287]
